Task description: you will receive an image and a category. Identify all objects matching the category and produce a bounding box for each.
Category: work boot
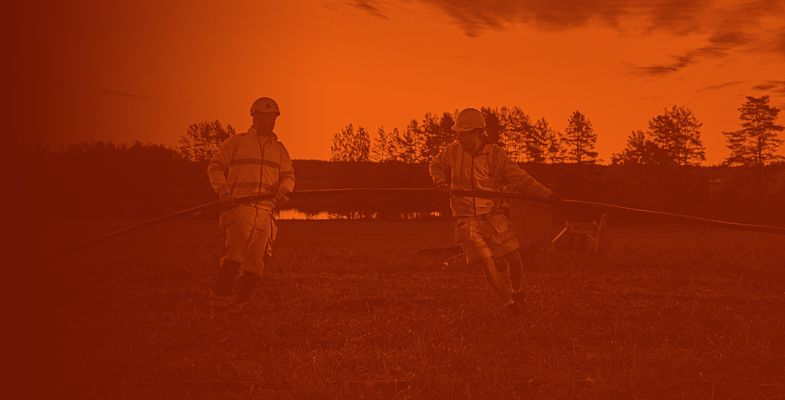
[210,260,241,321]
[510,290,525,305]
[229,271,261,320]
[212,260,241,297]
[209,294,232,322]
[235,271,261,303]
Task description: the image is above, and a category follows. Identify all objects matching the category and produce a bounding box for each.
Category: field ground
[49,218,785,399]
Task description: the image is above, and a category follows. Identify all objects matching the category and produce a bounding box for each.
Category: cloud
[328,0,390,19]
[343,0,785,75]
[348,0,389,19]
[634,30,754,76]
[752,80,785,95]
[634,54,694,76]
[698,81,746,92]
[406,0,719,36]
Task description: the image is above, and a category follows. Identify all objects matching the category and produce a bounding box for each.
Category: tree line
[327,96,783,167]
[28,140,785,222]
[329,108,593,164]
[21,94,781,220]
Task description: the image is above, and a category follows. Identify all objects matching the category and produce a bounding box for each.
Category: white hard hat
[250,97,280,116]
[453,108,485,132]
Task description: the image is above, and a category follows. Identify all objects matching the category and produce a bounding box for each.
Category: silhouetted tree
[723,96,784,167]
[420,112,439,159]
[420,112,454,160]
[387,128,401,161]
[648,105,705,166]
[521,114,547,164]
[353,126,371,161]
[331,124,352,161]
[399,119,421,163]
[330,124,370,161]
[611,130,669,165]
[481,107,503,145]
[546,124,566,164]
[372,126,389,162]
[178,120,235,162]
[561,111,598,164]
[498,107,529,162]
[437,112,456,146]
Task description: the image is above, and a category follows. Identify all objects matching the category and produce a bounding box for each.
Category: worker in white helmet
[429,108,560,312]
[206,97,295,320]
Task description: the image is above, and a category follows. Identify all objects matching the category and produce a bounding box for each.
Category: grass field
[53,218,785,399]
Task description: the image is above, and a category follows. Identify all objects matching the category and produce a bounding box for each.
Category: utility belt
[228,187,277,210]
[248,201,274,211]
[454,204,511,220]
[455,208,512,234]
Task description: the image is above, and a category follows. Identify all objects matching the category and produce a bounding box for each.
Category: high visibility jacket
[207,127,295,209]
[429,141,553,217]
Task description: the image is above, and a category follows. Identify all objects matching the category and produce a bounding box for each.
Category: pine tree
[481,107,503,145]
[562,111,598,164]
[611,130,668,165]
[330,124,354,161]
[387,127,401,161]
[399,119,422,163]
[648,105,705,166]
[537,118,564,164]
[437,112,455,148]
[352,126,371,161]
[372,127,389,162]
[330,123,370,161]
[499,107,529,162]
[526,117,554,164]
[723,96,784,167]
[178,120,235,162]
[420,112,445,160]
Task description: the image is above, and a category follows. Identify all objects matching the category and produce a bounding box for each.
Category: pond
[275,208,444,220]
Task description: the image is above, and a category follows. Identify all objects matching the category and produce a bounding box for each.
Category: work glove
[219,192,235,210]
[275,187,292,205]
[436,183,451,196]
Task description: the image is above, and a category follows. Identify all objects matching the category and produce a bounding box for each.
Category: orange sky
[9,0,785,164]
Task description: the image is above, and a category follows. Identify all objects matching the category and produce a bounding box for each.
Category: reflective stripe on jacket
[429,141,552,217]
[207,127,295,209]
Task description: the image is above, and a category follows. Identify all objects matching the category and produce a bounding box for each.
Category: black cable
[49,188,785,257]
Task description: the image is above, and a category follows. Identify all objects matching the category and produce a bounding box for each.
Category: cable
[49,188,785,257]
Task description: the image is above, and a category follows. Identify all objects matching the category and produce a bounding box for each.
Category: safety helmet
[250,97,280,116]
[452,108,485,132]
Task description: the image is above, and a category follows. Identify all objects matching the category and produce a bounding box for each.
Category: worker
[429,107,560,312]
[207,97,295,320]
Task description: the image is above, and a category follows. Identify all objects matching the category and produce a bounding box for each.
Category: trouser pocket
[485,212,511,234]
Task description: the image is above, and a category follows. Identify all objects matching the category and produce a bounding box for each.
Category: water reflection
[275,209,443,220]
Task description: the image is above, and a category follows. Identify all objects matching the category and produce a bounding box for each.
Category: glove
[275,187,292,205]
[436,183,451,196]
[219,192,235,210]
[547,192,563,205]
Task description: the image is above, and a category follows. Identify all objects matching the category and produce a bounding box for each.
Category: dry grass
[52,218,785,399]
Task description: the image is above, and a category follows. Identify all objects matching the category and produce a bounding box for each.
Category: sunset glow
[10,0,785,164]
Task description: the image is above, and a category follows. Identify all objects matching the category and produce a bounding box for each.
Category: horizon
[9,1,785,164]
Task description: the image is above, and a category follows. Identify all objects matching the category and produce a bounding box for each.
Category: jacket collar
[460,141,489,157]
[248,126,278,141]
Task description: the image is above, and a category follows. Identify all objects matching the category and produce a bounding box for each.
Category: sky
[8,0,785,164]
